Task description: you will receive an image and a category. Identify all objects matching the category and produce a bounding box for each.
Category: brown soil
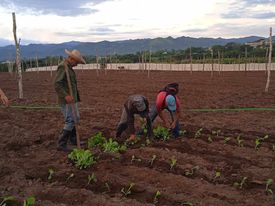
[0,70,275,206]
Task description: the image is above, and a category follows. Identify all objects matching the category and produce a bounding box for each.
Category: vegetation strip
[2,105,275,112]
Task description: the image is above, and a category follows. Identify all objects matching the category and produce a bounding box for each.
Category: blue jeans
[149,104,180,138]
[61,103,80,131]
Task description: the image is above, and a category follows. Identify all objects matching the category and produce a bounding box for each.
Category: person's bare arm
[0,88,10,106]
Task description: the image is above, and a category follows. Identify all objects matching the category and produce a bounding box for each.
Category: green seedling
[224,137,231,144]
[66,173,74,182]
[214,171,221,180]
[182,202,194,206]
[153,125,170,141]
[208,135,213,143]
[121,183,135,197]
[0,196,14,206]
[255,135,269,150]
[184,166,199,177]
[150,155,157,166]
[87,173,97,185]
[48,168,54,180]
[212,129,221,137]
[233,176,247,189]
[131,155,141,163]
[68,149,96,169]
[103,138,126,153]
[23,196,35,206]
[236,135,244,147]
[179,130,187,136]
[153,190,161,204]
[170,157,177,170]
[145,138,151,146]
[265,179,273,195]
[105,182,111,192]
[272,144,275,152]
[194,128,203,139]
[88,132,106,148]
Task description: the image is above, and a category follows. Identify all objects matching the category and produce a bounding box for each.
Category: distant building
[245,39,268,48]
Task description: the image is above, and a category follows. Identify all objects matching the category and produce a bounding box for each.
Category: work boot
[69,127,86,146]
[57,129,71,152]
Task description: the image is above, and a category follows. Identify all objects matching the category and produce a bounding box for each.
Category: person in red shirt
[149,83,181,138]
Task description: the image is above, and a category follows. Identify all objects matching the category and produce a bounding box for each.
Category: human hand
[0,94,10,106]
[127,134,136,142]
[65,95,74,103]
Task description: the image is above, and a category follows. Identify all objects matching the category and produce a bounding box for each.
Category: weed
[153,190,161,204]
[23,196,35,206]
[87,173,97,185]
[68,149,96,169]
[121,183,135,197]
[170,157,177,170]
[233,176,247,189]
[88,132,106,148]
[265,179,273,195]
[194,128,203,139]
[153,125,170,141]
[0,196,14,206]
[150,155,157,166]
[48,168,54,180]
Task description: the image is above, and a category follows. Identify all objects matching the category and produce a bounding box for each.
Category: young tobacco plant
[88,132,106,148]
[121,183,135,197]
[68,149,96,169]
[23,196,35,206]
[131,155,141,163]
[153,125,170,141]
[214,171,221,181]
[153,190,161,204]
[87,173,97,185]
[236,135,244,147]
[224,137,231,144]
[184,166,199,177]
[103,138,126,153]
[48,168,54,180]
[194,128,203,139]
[233,177,247,189]
[0,196,14,206]
[66,173,74,182]
[265,179,273,195]
[149,155,157,166]
[255,135,269,150]
[170,157,177,170]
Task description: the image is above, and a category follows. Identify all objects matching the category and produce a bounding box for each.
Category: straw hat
[65,49,86,64]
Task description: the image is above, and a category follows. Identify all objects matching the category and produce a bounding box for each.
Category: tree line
[0,42,274,72]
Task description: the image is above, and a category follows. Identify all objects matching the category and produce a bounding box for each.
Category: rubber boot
[69,127,85,146]
[57,129,71,151]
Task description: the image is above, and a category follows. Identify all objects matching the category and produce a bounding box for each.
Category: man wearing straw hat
[54,49,86,151]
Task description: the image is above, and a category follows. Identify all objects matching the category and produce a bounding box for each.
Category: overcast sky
[0,0,274,45]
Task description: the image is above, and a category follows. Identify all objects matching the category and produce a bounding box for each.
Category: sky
[0,0,274,46]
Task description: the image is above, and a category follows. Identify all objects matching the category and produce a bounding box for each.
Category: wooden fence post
[265,27,272,92]
[12,12,23,99]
